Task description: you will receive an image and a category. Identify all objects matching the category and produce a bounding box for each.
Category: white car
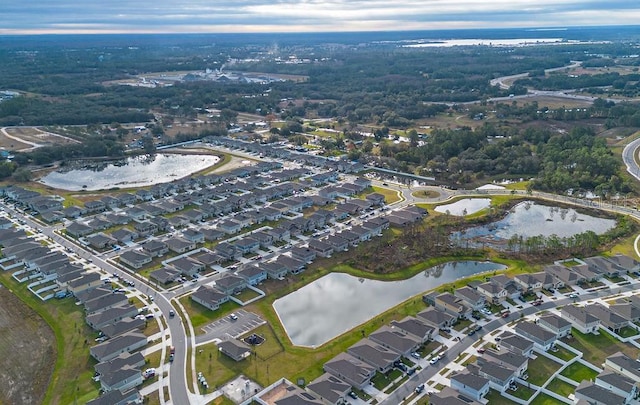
[429,355,440,365]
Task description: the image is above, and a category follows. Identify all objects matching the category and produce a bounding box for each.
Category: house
[369,325,421,356]
[86,388,141,405]
[119,250,152,269]
[365,192,386,206]
[586,303,629,333]
[94,352,145,381]
[100,317,146,339]
[544,264,584,286]
[290,247,317,263]
[307,239,334,258]
[215,243,241,261]
[595,370,639,403]
[141,240,168,257]
[89,331,147,362]
[390,316,436,343]
[610,302,640,323]
[111,228,139,244]
[497,333,534,357]
[87,233,117,249]
[85,292,128,315]
[467,361,517,392]
[275,255,306,275]
[454,286,486,311]
[323,352,376,390]
[86,304,139,330]
[306,373,351,405]
[416,307,456,330]
[202,228,224,242]
[237,264,267,286]
[269,227,290,242]
[62,205,85,219]
[479,349,528,378]
[165,237,195,254]
[561,305,601,334]
[429,387,482,405]
[476,282,507,304]
[450,371,490,402]
[85,200,107,213]
[603,351,640,381]
[433,292,471,320]
[324,235,348,252]
[67,272,102,295]
[537,313,572,338]
[133,221,157,237]
[347,338,401,373]
[607,254,640,273]
[337,231,360,247]
[174,222,203,239]
[218,219,243,234]
[513,272,545,292]
[215,274,247,295]
[191,285,229,311]
[584,256,624,278]
[218,339,252,361]
[169,257,205,277]
[100,365,143,393]
[66,221,93,237]
[75,287,112,305]
[574,380,626,405]
[261,261,288,280]
[149,268,181,285]
[234,237,260,254]
[514,321,557,351]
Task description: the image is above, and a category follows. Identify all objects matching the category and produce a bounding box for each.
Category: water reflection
[39,153,220,191]
[453,201,615,241]
[434,198,491,216]
[273,261,506,347]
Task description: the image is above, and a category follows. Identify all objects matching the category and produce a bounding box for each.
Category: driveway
[196,309,265,345]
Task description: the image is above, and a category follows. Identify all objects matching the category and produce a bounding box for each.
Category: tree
[12,168,31,182]
[142,136,156,155]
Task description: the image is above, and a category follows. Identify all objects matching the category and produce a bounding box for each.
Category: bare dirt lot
[0,127,80,152]
[0,286,55,405]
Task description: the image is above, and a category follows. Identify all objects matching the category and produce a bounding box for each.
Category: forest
[0,33,639,195]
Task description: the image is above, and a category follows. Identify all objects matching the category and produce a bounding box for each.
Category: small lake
[273,261,506,347]
[435,198,491,216]
[453,201,616,242]
[39,153,219,191]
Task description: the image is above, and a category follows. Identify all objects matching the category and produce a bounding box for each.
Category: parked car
[429,355,440,365]
[349,392,358,399]
[415,384,425,393]
[411,352,421,360]
[169,309,175,318]
[229,313,238,321]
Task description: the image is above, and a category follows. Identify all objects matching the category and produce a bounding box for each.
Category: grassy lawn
[527,355,562,386]
[453,318,472,331]
[559,362,599,383]
[0,273,99,405]
[372,370,401,391]
[371,186,402,204]
[510,382,536,401]
[485,389,519,405]
[547,378,576,397]
[549,345,577,362]
[563,328,638,365]
[617,325,639,338]
[179,295,241,332]
[530,392,568,405]
[235,288,263,303]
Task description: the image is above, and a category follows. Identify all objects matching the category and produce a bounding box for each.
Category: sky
[2,0,639,35]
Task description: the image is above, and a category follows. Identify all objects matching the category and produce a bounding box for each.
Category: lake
[435,198,491,216]
[453,201,616,242]
[39,153,219,191]
[273,261,506,347]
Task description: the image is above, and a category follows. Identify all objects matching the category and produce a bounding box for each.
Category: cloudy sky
[2,0,639,35]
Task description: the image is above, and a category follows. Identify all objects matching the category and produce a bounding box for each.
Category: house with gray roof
[86,304,139,330]
[85,292,128,315]
[479,349,528,378]
[603,351,640,381]
[275,255,306,275]
[66,221,93,237]
[306,373,351,405]
[584,255,624,278]
[95,352,145,379]
[390,316,436,343]
[454,286,486,311]
[595,369,639,403]
[575,380,626,405]
[119,250,152,269]
[149,267,180,285]
[324,235,348,252]
[237,264,267,286]
[165,237,195,254]
[290,247,316,263]
[450,371,490,402]
[586,303,629,333]
[514,321,557,351]
[307,238,334,258]
[429,387,482,405]
[100,317,146,339]
[218,339,252,361]
[215,274,247,295]
[610,302,640,323]
[347,338,401,373]
[89,331,147,362]
[544,264,584,286]
[607,254,640,273]
[497,333,534,357]
[323,352,375,390]
[467,362,517,392]
[87,233,117,249]
[111,228,139,244]
[433,292,471,320]
[182,228,205,244]
[261,261,288,280]
[416,307,455,330]
[561,304,601,334]
[68,272,102,295]
[75,287,112,304]
[537,313,572,338]
[369,325,421,356]
[100,364,143,393]
[191,285,229,311]
[86,388,141,405]
[170,257,204,277]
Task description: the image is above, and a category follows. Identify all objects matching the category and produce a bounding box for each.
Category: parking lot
[197,309,265,343]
